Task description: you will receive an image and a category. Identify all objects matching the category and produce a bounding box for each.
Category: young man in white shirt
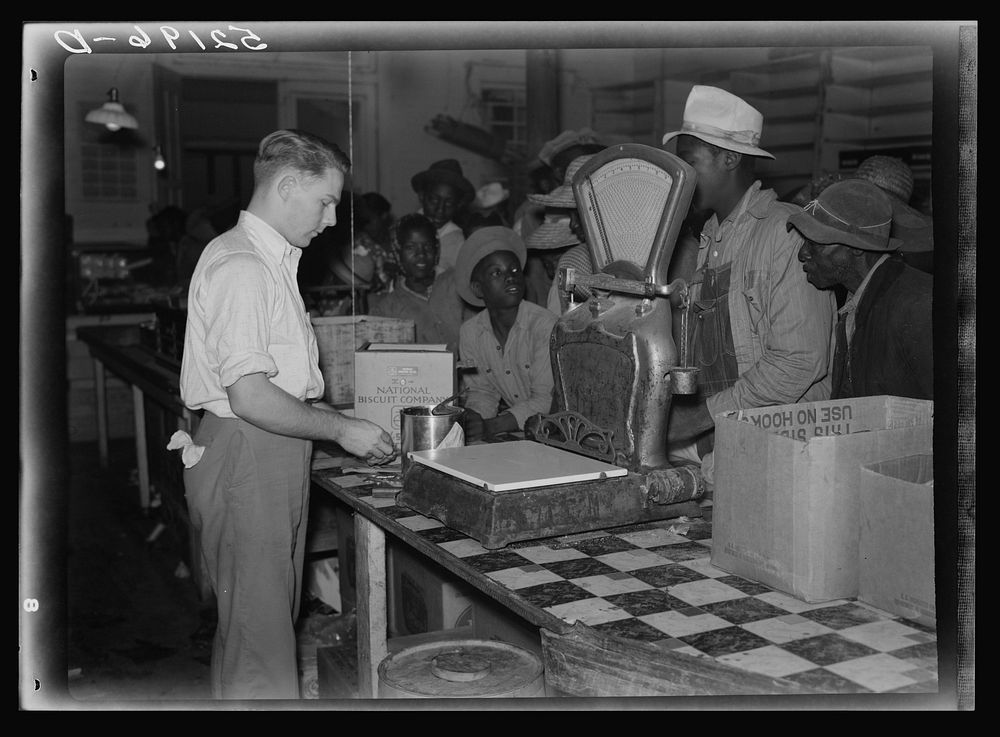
[179,129,396,700]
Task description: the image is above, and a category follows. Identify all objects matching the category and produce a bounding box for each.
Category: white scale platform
[408,440,628,492]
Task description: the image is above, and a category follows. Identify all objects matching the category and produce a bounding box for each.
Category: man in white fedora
[661,85,836,476]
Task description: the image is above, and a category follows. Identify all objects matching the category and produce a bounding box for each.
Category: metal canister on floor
[377,638,544,699]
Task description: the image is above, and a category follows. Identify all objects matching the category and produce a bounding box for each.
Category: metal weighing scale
[398,145,708,548]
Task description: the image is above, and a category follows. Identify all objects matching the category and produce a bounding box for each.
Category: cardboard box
[859,453,936,625]
[353,343,455,448]
[712,395,933,603]
[388,542,475,637]
[312,316,415,406]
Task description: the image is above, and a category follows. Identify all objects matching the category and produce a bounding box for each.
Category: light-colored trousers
[184,412,311,700]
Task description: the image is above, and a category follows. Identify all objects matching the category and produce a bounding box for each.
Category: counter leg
[131,385,150,511]
[354,513,388,699]
[93,358,108,468]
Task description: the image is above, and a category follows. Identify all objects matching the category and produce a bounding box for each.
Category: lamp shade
[85,87,138,131]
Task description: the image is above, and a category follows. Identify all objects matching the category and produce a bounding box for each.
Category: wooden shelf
[738,85,822,101]
[833,69,932,90]
[768,112,821,125]
[823,134,932,147]
[594,105,656,115]
[591,78,660,93]
[591,47,932,180]
[697,50,824,81]
[826,102,932,118]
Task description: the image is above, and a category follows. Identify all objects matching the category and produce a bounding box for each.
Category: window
[79,103,139,201]
[481,87,526,158]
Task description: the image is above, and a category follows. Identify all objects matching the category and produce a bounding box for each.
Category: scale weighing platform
[398,441,703,549]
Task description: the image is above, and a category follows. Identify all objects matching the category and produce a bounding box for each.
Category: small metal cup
[668,366,700,395]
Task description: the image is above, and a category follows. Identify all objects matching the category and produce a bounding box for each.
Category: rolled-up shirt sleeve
[204,253,279,388]
[706,225,835,418]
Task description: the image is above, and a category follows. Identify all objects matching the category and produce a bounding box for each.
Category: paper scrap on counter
[335,474,375,489]
[341,459,403,474]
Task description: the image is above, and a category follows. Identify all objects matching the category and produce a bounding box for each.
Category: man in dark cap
[788,179,933,400]
[454,225,558,441]
[411,158,475,273]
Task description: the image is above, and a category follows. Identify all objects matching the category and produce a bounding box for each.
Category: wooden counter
[75,323,208,599]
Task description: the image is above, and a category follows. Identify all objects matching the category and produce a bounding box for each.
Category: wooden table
[310,469,850,700]
[76,324,198,511]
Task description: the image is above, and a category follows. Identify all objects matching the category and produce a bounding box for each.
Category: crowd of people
[168,82,936,700]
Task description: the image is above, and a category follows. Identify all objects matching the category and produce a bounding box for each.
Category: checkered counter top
[322,472,938,696]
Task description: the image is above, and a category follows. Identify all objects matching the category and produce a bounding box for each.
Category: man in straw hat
[513,128,606,243]
[661,85,836,468]
[853,154,934,274]
[787,179,933,400]
[454,225,558,441]
[525,153,597,313]
[411,158,476,273]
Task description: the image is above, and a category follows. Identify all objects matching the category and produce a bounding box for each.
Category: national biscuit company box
[712,395,933,603]
[859,453,936,626]
[312,316,415,406]
[353,343,455,448]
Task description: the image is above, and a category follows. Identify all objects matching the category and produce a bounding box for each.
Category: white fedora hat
[661,85,774,160]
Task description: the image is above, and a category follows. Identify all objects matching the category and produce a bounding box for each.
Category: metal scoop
[431,389,467,415]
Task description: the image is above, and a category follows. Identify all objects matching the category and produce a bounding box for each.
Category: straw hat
[455,226,526,307]
[852,156,933,253]
[536,128,604,168]
[854,156,914,203]
[786,180,902,252]
[525,213,580,251]
[528,154,595,210]
[410,159,475,202]
[661,85,774,159]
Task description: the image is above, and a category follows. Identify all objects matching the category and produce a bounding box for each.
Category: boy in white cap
[661,86,836,466]
[454,226,558,441]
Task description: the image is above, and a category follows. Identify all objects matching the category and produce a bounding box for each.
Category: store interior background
[21,21,972,707]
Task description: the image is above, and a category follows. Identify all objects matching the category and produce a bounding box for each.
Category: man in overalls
[661,86,837,478]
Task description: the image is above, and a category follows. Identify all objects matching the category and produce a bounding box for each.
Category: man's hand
[666,396,714,445]
[227,374,396,463]
[336,416,397,465]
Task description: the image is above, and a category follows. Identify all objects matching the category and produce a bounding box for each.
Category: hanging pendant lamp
[85,87,138,132]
